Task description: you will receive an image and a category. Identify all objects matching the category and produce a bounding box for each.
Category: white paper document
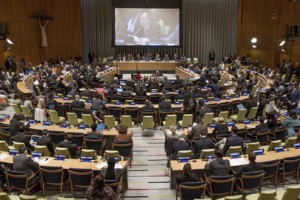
[0,154,8,160]
[229,158,249,167]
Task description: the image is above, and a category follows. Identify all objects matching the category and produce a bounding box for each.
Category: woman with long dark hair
[86,174,115,200]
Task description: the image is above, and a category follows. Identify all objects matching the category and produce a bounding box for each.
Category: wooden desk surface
[17,82,34,94]
[105,103,183,109]
[204,95,249,105]
[115,61,178,72]
[0,152,127,171]
[170,148,300,171]
[165,122,258,135]
[0,119,127,136]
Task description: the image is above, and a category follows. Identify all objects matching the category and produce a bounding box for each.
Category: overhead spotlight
[6,38,13,45]
[252,45,257,48]
[251,37,257,44]
[281,48,286,52]
[279,40,285,46]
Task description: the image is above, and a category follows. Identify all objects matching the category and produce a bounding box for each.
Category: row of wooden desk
[169,148,300,188]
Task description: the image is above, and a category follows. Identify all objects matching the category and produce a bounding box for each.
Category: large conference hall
[0,0,300,199]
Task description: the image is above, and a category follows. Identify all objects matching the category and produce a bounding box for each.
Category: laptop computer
[117,88,123,93]
[30,135,41,146]
[237,104,245,110]
[97,123,105,131]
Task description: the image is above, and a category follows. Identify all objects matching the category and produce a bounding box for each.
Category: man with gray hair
[70,94,85,118]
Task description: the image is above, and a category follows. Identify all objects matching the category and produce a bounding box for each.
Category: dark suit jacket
[238,162,263,174]
[36,136,55,156]
[85,131,103,139]
[199,107,213,119]
[205,158,231,176]
[188,124,208,140]
[176,173,199,184]
[251,123,269,136]
[159,102,171,111]
[9,119,22,136]
[213,124,229,135]
[135,90,147,97]
[172,140,190,159]
[141,105,155,112]
[13,154,39,175]
[288,89,300,104]
[223,135,244,155]
[193,137,215,158]
[70,100,85,117]
[57,141,78,158]
[13,133,33,150]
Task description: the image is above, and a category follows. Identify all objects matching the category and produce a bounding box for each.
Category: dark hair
[91,174,105,198]
[183,163,192,176]
[215,149,223,158]
[19,124,26,133]
[118,125,127,135]
[289,110,298,120]
[105,157,116,180]
[19,146,27,154]
[13,94,19,100]
[248,152,256,163]
[231,126,238,134]
[259,117,265,124]
[91,123,97,131]
[196,116,202,124]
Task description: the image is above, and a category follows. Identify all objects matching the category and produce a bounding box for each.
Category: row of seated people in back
[176,151,262,185]
[167,111,300,160]
[8,114,132,158]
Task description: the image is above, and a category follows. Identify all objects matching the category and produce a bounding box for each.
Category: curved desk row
[17,82,34,94]
[169,148,300,188]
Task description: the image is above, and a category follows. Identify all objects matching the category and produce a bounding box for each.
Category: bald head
[75,95,80,100]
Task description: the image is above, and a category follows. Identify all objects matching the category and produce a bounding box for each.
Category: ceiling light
[6,38,13,45]
[251,38,257,44]
[281,48,286,52]
[252,45,257,48]
[279,40,285,46]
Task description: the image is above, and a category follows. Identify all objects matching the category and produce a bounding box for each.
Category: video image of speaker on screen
[115,8,180,46]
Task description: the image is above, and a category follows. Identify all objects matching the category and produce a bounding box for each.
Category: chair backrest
[71,108,84,118]
[19,194,38,200]
[34,145,51,157]
[220,102,230,112]
[68,168,93,187]
[177,150,192,158]
[0,193,11,200]
[256,131,269,144]
[267,140,281,151]
[237,128,247,139]
[55,147,71,158]
[256,189,277,200]
[159,111,174,123]
[203,113,214,126]
[20,105,32,117]
[200,149,215,159]
[0,140,9,152]
[120,115,133,128]
[181,114,193,127]
[48,131,65,145]
[124,107,140,121]
[245,142,260,154]
[250,85,258,95]
[104,150,120,159]
[282,185,300,200]
[219,111,229,122]
[112,142,133,157]
[247,107,258,120]
[149,94,161,104]
[68,133,84,148]
[206,175,235,197]
[236,109,247,121]
[226,146,243,157]
[104,115,116,129]
[239,171,265,190]
[108,107,122,119]
[83,138,104,155]
[133,97,146,104]
[164,115,177,128]
[82,114,94,127]
[39,166,64,184]
[81,149,97,160]
[12,104,23,114]
[224,195,243,200]
[67,112,80,126]
[5,170,28,191]
[178,182,206,200]
[282,156,300,173]
[12,141,25,151]
[285,137,297,148]
[142,116,154,129]
[274,127,287,141]
[49,110,60,124]
[261,160,280,178]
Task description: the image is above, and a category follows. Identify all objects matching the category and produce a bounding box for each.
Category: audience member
[205,149,230,176]
[176,163,199,184]
[86,174,116,200]
[13,146,39,175]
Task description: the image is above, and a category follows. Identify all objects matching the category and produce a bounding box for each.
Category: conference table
[114,61,178,73]
[175,67,200,80]
[0,119,130,136]
[17,81,34,94]
[169,147,300,189]
[204,95,249,106]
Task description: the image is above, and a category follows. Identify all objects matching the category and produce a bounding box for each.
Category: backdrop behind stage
[80,0,238,64]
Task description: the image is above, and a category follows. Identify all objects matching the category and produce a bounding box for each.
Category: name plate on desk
[32,152,43,158]
[294,143,300,149]
[252,149,264,156]
[80,156,94,162]
[9,150,18,156]
[178,156,191,163]
[229,153,241,159]
[55,155,66,161]
[274,146,284,153]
